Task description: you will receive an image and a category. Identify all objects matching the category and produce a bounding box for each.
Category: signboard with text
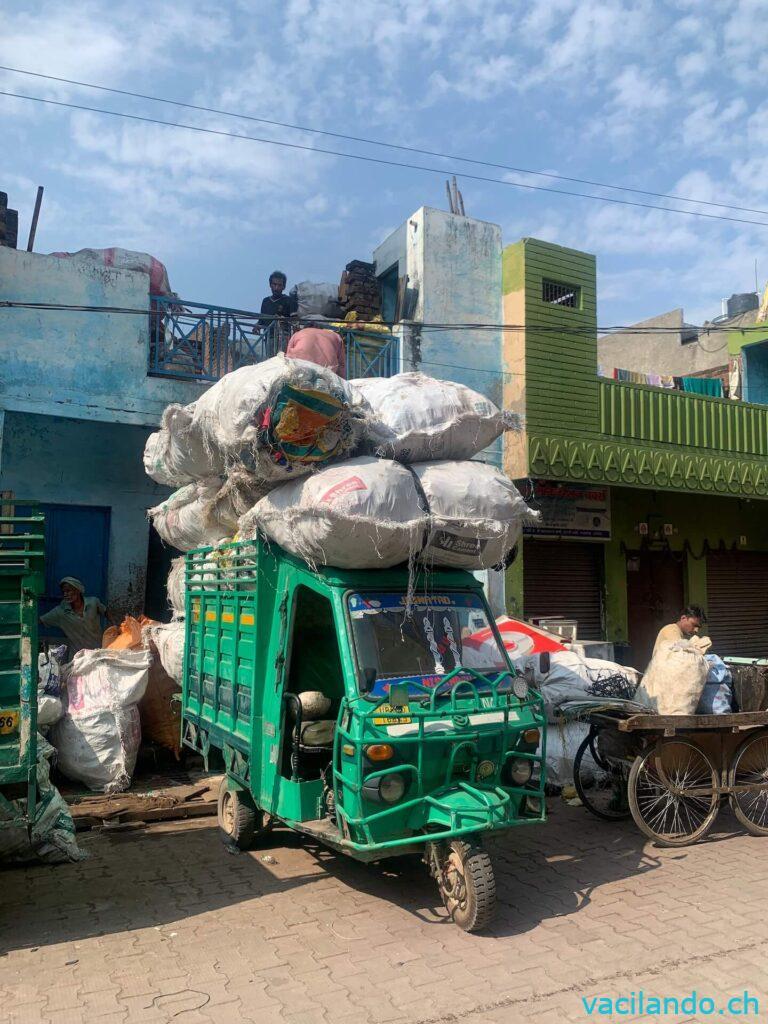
[522,482,611,540]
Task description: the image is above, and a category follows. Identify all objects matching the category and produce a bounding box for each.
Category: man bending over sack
[653,604,706,656]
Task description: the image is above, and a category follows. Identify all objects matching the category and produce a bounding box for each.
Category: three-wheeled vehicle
[0,506,45,833]
[181,538,546,932]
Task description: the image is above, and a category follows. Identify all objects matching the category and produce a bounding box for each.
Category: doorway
[626,551,685,670]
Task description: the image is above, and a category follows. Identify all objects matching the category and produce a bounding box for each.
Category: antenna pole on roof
[26,186,44,252]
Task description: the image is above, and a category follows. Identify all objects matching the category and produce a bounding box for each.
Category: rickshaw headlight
[512,677,529,700]
[378,773,407,804]
[505,758,533,786]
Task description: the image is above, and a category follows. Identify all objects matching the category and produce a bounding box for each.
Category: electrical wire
[3,88,768,230]
[1,63,766,219]
[3,298,766,334]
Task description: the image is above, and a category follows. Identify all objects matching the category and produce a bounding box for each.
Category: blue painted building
[0,247,206,620]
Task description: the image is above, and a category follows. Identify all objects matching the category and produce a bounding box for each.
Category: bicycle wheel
[730,731,768,837]
[628,740,719,847]
[573,732,631,821]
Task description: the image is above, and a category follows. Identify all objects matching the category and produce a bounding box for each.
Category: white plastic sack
[0,736,84,864]
[352,373,519,462]
[414,460,535,569]
[541,721,594,788]
[52,648,152,793]
[149,478,231,552]
[240,457,426,569]
[191,355,363,482]
[149,621,186,685]
[294,280,338,318]
[143,404,225,487]
[519,651,640,718]
[38,695,63,728]
[635,637,711,715]
[167,556,186,617]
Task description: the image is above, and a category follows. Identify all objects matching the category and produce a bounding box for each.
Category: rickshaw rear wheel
[573,732,631,821]
[217,780,267,850]
[436,839,496,933]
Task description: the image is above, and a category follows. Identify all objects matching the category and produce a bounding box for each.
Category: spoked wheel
[729,731,768,837]
[434,839,496,933]
[573,731,631,821]
[628,740,719,847]
[217,780,270,850]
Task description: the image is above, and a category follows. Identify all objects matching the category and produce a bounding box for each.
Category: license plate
[0,710,19,735]
[373,703,412,726]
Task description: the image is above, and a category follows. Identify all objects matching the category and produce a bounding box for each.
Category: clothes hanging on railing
[681,376,723,398]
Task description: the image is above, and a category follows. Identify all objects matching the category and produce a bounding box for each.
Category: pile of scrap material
[65,771,222,831]
[338,259,381,321]
[144,359,533,574]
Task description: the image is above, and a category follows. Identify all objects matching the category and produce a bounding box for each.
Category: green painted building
[502,237,768,666]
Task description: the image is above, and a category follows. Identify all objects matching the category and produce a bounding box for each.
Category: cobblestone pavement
[2,799,768,1023]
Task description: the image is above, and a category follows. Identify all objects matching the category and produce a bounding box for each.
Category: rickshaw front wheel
[217,780,268,850]
[434,839,496,933]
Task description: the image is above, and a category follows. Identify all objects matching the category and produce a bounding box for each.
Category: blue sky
[2,0,768,327]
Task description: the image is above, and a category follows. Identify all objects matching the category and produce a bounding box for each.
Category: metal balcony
[599,378,768,456]
[147,297,399,383]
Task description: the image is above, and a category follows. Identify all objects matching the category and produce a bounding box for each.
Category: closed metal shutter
[706,552,768,657]
[524,540,604,640]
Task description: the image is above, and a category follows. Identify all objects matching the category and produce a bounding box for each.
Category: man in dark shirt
[258,270,297,325]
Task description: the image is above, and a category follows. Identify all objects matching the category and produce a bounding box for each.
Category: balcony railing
[147,297,399,383]
[599,378,768,457]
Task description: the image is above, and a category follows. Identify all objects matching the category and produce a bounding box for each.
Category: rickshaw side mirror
[539,652,550,675]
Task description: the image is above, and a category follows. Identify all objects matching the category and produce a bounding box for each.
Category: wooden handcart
[572,708,768,847]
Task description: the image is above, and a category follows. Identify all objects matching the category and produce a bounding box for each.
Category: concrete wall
[597,308,724,376]
[0,247,205,428]
[0,410,170,616]
[373,207,504,463]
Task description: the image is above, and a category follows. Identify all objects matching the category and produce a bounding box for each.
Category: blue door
[26,504,111,628]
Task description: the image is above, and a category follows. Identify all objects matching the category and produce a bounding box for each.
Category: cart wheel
[573,733,631,821]
[628,740,719,847]
[217,780,267,850]
[729,732,768,837]
[436,839,496,933]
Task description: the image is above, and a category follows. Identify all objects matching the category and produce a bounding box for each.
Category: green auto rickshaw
[181,538,546,932]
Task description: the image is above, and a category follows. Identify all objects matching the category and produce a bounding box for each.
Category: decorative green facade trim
[529,434,768,500]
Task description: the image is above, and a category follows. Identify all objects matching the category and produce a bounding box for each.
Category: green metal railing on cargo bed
[0,503,45,823]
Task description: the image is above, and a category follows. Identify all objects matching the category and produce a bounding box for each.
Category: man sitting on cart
[653,604,706,656]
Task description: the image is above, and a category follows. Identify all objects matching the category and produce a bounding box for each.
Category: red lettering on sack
[320,476,367,503]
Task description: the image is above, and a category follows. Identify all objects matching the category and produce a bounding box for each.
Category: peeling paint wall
[0,247,205,427]
[0,411,170,618]
[373,207,503,463]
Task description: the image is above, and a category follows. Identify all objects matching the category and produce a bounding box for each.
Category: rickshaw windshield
[347,591,509,699]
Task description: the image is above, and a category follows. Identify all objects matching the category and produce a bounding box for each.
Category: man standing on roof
[40,577,106,655]
[257,271,298,353]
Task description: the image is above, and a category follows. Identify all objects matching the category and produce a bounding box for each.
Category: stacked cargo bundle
[338,260,381,320]
[143,360,536,606]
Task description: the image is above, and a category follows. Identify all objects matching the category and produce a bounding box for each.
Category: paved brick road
[1,800,767,1023]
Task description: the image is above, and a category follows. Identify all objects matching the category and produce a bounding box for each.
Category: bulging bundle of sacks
[145,355,536,574]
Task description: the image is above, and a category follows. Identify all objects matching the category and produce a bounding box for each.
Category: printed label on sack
[429,531,488,556]
[320,476,368,503]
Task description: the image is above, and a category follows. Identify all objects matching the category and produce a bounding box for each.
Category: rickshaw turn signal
[365,744,395,762]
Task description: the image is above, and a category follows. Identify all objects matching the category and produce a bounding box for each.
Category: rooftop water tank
[727,292,759,318]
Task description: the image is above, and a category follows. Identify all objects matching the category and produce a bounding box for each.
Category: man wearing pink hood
[285,327,346,378]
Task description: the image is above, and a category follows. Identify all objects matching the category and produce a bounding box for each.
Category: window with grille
[542,278,581,308]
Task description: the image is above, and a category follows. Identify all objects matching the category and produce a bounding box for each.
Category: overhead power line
[0,298,762,336]
[3,89,768,230]
[1,64,767,219]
